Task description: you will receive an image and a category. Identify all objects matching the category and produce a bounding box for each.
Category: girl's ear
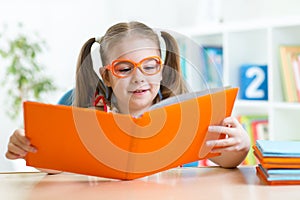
[99,67,112,87]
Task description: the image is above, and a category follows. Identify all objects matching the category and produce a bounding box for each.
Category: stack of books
[253,140,300,185]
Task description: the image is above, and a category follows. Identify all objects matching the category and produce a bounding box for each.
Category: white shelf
[179,17,300,141]
[272,102,300,109]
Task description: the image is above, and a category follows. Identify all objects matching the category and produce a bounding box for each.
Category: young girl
[5,21,250,173]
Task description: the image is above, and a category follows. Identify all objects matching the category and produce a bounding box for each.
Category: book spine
[292,54,300,101]
[279,46,299,102]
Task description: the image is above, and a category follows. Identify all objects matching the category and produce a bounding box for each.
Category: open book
[24,87,238,180]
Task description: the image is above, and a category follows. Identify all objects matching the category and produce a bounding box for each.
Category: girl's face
[103,37,162,116]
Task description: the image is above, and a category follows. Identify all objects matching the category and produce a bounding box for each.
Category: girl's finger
[7,143,27,157]
[210,145,244,153]
[10,134,36,153]
[208,125,235,136]
[13,130,30,146]
[5,151,22,160]
[222,117,240,127]
[206,137,237,148]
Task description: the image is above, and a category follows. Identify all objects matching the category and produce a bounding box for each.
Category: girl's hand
[6,129,62,174]
[5,129,37,160]
[206,116,250,154]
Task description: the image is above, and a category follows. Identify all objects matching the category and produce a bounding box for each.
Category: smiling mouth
[131,89,149,94]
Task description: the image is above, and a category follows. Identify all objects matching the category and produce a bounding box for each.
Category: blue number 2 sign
[239,65,268,100]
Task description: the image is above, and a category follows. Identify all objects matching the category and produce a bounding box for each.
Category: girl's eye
[114,62,134,75]
[142,59,160,73]
[143,65,156,71]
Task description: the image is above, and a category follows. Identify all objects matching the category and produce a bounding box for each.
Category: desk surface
[0,166,299,200]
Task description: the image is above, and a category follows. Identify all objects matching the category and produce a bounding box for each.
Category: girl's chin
[129,102,152,113]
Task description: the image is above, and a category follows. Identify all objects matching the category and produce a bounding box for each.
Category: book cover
[24,87,238,180]
[251,120,269,141]
[201,46,223,88]
[256,165,300,185]
[291,53,300,100]
[256,140,300,157]
[279,46,300,102]
[258,164,300,180]
[253,145,300,169]
[259,162,300,169]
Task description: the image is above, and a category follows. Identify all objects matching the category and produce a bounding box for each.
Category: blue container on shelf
[239,64,268,100]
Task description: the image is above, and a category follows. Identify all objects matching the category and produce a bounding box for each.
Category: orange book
[24,87,238,180]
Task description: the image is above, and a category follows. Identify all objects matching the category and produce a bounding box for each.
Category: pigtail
[74,38,104,107]
[160,31,188,98]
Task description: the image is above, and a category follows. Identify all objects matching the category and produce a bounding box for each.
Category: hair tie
[95,37,101,44]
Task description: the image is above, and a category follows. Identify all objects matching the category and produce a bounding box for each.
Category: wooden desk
[0,166,299,200]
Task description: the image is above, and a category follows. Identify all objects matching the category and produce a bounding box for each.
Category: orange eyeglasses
[104,56,163,78]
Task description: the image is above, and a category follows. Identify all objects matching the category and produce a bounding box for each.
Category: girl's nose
[131,67,145,83]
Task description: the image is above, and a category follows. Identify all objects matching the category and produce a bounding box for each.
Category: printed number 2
[245,67,265,98]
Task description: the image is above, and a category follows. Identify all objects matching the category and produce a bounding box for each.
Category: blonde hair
[73,21,188,108]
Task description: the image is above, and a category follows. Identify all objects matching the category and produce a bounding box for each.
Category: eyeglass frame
[104,56,163,78]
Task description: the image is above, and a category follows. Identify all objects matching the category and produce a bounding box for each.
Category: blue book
[258,164,300,181]
[256,140,300,157]
[201,46,223,88]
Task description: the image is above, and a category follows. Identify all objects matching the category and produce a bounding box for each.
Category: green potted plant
[0,23,57,121]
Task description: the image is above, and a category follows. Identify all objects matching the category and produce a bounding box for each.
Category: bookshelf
[177,17,300,142]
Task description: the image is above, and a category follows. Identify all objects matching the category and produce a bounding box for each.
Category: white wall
[1,0,300,172]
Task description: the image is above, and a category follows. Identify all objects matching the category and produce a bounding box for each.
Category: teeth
[134,89,145,93]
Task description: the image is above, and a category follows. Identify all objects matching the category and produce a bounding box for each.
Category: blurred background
[1,0,300,171]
